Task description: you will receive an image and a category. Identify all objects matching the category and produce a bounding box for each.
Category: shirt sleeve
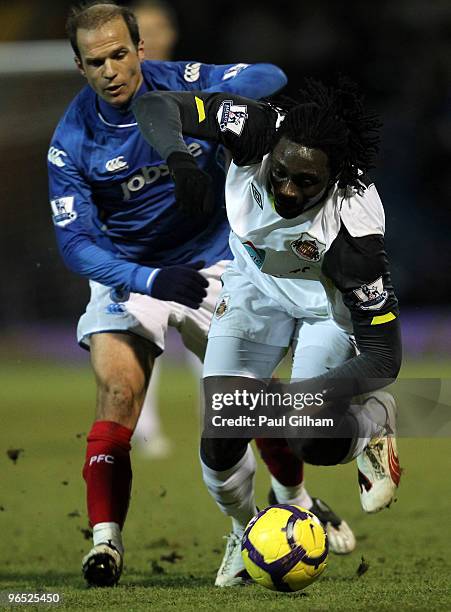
[309,225,402,399]
[47,135,155,294]
[285,220,401,403]
[133,90,278,166]
[200,62,287,98]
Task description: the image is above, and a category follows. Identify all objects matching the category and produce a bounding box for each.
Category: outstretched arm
[201,62,287,98]
[133,91,278,214]
[48,140,208,308]
[133,90,277,165]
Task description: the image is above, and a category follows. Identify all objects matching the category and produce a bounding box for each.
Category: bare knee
[90,333,155,428]
[96,376,143,424]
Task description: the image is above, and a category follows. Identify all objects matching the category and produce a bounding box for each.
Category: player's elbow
[384,324,403,379]
[388,348,402,379]
[259,63,287,87]
[381,354,401,380]
[368,344,402,381]
[56,234,90,276]
[58,242,80,274]
[358,317,403,381]
[252,63,287,94]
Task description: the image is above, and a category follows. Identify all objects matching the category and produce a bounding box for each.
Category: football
[241,504,328,591]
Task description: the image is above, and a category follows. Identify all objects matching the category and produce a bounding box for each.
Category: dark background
[1,0,450,335]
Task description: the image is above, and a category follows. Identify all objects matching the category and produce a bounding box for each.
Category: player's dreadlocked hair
[272,77,381,192]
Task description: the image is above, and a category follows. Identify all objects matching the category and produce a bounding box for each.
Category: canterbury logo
[48,146,67,167]
[106,156,128,172]
[89,454,115,466]
[387,438,401,486]
[184,62,201,82]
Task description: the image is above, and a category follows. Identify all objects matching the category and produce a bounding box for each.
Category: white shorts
[204,321,354,380]
[205,261,354,378]
[77,261,227,359]
[209,259,330,347]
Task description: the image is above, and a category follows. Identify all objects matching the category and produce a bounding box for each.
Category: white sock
[340,394,388,463]
[270,475,313,509]
[231,518,247,538]
[201,445,257,535]
[92,522,123,555]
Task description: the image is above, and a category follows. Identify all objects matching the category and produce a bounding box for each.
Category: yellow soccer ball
[241,504,328,592]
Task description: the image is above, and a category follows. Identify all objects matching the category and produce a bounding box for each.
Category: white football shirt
[225,155,385,331]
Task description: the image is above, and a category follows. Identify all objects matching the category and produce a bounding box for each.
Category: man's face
[269,137,332,219]
[75,16,144,108]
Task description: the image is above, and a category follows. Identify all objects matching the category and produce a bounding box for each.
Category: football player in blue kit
[48,0,354,587]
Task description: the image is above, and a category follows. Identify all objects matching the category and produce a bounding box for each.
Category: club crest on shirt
[290,234,325,262]
[217,100,248,136]
[215,294,230,319]
[353,276,388,310]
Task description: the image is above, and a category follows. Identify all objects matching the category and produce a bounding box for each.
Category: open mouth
[105,84,125,95]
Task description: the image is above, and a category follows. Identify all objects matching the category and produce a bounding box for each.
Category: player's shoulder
[48,85,97,172]
[51,85,95,145]
[337,177,385,238]
[142,59,206,89]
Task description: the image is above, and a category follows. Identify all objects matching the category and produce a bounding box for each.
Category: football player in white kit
[134,78,402,585]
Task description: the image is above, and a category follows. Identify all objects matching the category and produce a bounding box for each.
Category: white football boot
[309,498,356,554]
[268,489,356,555]
[215,532,250,587]
[357,392,401,513]
[82,542,123,587]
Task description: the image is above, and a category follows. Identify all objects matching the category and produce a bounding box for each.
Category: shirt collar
[97,78,149,127]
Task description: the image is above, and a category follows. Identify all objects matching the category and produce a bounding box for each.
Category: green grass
[0,360,450,611]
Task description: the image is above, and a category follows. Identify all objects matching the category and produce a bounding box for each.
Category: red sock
[82,421,133,528]
[255,438,304,486]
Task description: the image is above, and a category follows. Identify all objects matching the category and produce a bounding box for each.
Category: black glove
[149,260,209,309]
[168,152,215,215]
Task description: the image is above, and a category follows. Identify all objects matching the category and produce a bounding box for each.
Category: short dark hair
[273,77,381,192]
[66,0,141,60]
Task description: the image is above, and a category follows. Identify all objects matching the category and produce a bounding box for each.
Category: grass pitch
[0,359,450,611]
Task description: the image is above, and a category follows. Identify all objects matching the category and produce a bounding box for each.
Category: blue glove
[149,261,209,309]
